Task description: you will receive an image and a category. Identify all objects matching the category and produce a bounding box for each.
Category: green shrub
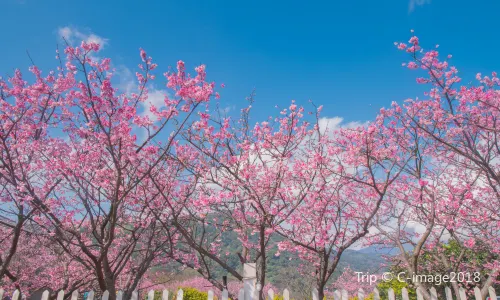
[179,287,209,300]
[348,293,375,300]
[377,278,416,300]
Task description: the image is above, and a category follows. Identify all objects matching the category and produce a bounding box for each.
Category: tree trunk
[257,226,267,300]
[256,256,266,300]
[107,285,117,300]
[480,269,497,300]
[317,282,326,300]
[104,274,117,300]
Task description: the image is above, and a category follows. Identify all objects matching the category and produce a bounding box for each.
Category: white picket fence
[309,286,498,300]
[0,286,497,300]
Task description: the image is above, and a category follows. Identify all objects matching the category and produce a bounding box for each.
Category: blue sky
[2,0,500,126]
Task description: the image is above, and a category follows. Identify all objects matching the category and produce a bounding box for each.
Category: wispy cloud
[57,26,108,50]
[408,0,431,14]
[112,66,173,144]
[221,105,236,114]
[142,89,170,121]
[318,116,369,135]
[114,65,136,94]
[55,27,166,142]
[113,65,170,119]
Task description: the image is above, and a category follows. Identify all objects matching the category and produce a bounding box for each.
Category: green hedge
[178,287,211,300]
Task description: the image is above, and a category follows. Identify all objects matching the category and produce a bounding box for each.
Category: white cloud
[318,116,368,134]
[142,89,168,121]
[58,27,72,40]
[408,0,431,14]
[57,26,108,50]
[129,87,170,145]
[406,221,427,235]
[84,33,107,46]
[103,63,168,144]
[222,105,236,114]
[318,116,344,132]
[114,65,136,94]
[112,65,170,120]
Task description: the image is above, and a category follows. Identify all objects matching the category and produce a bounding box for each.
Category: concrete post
[242,263,257,300]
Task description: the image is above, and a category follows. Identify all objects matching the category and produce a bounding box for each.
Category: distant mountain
[357,244,413,255]
[338,248,387,273]
[162,216,391,293]
[163,229,388,291]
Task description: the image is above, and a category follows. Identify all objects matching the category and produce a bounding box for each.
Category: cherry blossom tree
[370,32,500,299]
[368,128,477,299]
[156,98,322,300]
[0,62,62,284]
[274,108,409,300]
[0,39,219,300]
[2,31,500,300]
[0,230,94,298]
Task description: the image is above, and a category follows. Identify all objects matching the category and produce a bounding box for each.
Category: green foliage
[179,287,209,300]
[414,238,497,297]
[377,278,416,300]
[349,293,374,300]
[440,239,494,273]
